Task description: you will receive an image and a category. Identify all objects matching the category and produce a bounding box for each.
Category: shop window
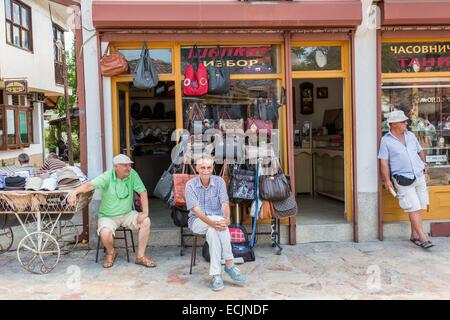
[0,104,33,150]
[182,79,281,163]
[118,49,172,74]
[4,0,32,51]
[382,42,450,74]
[181,45,281,75]
[382,82,450,186]
[291,46,342,71]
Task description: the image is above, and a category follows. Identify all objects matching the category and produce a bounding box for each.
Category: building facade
[78,0,450,245]
[0,0,73,167]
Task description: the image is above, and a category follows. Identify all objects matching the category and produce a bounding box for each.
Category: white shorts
[393,175,429,213]
[97,210,150,236]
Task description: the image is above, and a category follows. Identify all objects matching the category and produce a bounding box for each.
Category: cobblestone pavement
[0,238,449,300]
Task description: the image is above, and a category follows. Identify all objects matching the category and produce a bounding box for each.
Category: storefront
[83,0,362,244]
[380,1,450,226]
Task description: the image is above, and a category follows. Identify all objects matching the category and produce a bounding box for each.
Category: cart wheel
[17,232,60,274]
[52,221,79,255]
[0,227,14,254]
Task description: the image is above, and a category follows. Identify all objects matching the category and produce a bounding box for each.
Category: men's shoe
[211,275,224,291]
[224,265,246,282]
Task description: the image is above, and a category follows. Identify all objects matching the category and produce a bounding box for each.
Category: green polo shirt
[91,169,146,218]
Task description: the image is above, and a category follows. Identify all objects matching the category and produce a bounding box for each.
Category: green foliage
[45,126,58,153]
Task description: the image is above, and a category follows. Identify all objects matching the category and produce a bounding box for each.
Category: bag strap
[220,110,232,120]
[102,43,111,58]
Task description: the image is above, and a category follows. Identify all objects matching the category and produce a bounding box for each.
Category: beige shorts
[97,210,150,236]
[393,175,429,213]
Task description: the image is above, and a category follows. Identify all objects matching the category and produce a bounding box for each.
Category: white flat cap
[113,154,134,165]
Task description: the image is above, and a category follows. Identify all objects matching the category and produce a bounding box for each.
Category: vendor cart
[0,190,93,274]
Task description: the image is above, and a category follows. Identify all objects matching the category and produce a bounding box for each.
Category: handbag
[245,118,273,138]
[153,163,175,201]
[216,136,244,162]
[100,44,129,77]
[171,207,189,227]
[259,159,291,201]
[183,45,208,96]
[218,110,244,134]
[133,43,159,89]
[173,164,197,207]
[271,192,298,219]
[187,103,216,134]
[208,46,231,94]
[219,162,231,195]
[230,165,256,201]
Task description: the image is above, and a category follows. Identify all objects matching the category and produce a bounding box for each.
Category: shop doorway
[116,81,177,228]
[293,78,347,224]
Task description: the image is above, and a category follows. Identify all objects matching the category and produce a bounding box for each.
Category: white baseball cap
[113,154,134,165]
[40,177,58,191]
[387,110,409,124]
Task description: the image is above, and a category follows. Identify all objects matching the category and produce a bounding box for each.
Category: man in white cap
[378,110,434,249]
[68,154,155,268]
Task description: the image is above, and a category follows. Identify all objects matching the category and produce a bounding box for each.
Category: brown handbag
[219,161,231,195]
[261,200,274,220]
[173,164,197,208]
[100,44,129,77]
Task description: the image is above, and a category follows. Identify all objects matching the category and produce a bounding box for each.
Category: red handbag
[245,118,273,138]
[183,45,208,96]
[173,164,197,207]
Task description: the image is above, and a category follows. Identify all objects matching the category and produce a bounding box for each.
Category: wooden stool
[189,233,205,275]
[95,227,136,263]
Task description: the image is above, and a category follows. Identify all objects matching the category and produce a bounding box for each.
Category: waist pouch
[393,174,416,187]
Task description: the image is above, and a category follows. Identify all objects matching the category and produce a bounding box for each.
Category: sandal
[103,251,117,268]
[418,241,434,250]
[410,238,421,246]
[135,256,157,268]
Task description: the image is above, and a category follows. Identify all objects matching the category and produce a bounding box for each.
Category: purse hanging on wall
[183,45,209,96]
[208,46,231,94]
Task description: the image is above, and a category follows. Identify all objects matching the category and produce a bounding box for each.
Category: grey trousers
[191,215,234,276]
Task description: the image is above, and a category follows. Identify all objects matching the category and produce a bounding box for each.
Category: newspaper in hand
[389,187,398,198]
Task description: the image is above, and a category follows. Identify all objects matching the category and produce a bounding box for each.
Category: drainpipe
[376,26,383,241]
[350,29,359,243]
[96,33,107,172]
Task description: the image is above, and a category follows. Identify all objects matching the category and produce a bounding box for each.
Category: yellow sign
[5,80,28,94]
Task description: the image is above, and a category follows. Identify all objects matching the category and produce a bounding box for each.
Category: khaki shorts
[393,175,429,213]
[97,210,150,236]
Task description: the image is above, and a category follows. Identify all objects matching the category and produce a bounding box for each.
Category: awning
[383,1,450,26]
[92,1,362,29]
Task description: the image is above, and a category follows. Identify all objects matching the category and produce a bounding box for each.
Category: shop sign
[5,80,28,95]
[382,42,450,73]
[181,45,276,74]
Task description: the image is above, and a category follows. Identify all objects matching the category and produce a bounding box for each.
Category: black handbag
[271,192,298,218]
[230,165,256,201]
[153,163,175,201]
[171,207,189,227]
[208,46,230,94]
[133,43,159,89]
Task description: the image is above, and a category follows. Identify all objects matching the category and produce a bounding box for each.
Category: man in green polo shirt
[68,154,156,268]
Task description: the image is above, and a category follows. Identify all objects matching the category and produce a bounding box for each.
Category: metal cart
[0,190,93,274]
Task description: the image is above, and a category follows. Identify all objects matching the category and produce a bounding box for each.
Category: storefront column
[284,32,296,245]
